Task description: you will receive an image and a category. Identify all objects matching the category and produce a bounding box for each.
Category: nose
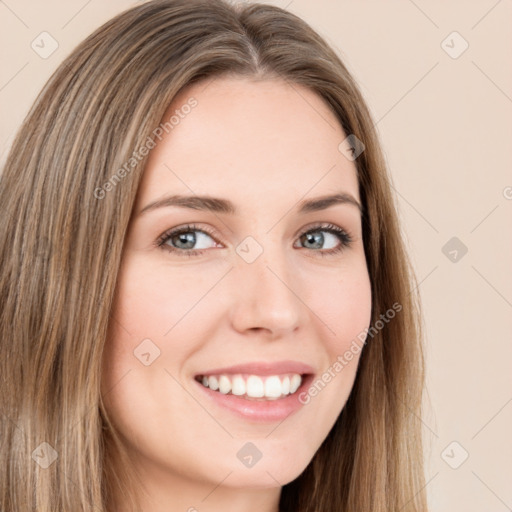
[228,243,302,338]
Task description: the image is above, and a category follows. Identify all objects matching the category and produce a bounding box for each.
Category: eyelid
[156,221,354,256]
[155,223,222,248]
[296,221,352,239]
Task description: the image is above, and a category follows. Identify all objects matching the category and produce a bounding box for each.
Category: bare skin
[102,76,372,512]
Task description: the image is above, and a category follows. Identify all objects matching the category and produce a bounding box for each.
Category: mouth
[194,372,310,401]
[192,364,316,422]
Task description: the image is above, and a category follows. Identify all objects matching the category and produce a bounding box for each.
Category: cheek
[114,258,211,334]
[107,256,227,372]
[101,257,198,396]
[306,261,373,354]
[101,256,228,399]
[296,262,372,422]
[330,276,372,345]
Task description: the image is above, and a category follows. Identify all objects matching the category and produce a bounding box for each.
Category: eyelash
[156,223,354,258]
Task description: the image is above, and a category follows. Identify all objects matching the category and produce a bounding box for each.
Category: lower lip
[193,374,315,423]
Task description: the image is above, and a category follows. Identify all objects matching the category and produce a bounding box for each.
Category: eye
[156,224,219,257]
[156,222,353,257]
[295,223,353,256]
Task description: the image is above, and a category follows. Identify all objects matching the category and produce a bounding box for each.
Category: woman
[0,0,427,510]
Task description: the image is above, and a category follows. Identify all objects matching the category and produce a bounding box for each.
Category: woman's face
[102,77,372,498]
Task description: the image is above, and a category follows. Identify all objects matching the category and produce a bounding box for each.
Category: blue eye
[156,223,353,258]
[156,224,218,258]
[296,224,353,256]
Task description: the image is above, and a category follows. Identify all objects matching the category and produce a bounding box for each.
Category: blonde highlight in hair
[0,0,427,510]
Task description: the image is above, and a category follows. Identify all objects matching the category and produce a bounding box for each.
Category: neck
[110,461,282,512]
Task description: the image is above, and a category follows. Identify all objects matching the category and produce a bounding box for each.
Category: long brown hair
[0,0,427,510]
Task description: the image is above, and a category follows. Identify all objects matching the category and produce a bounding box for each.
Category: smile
[195,373,304,401]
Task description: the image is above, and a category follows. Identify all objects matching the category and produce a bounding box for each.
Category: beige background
[1,0,511,510]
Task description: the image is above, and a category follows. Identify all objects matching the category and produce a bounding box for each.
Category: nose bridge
[229,231,302,335]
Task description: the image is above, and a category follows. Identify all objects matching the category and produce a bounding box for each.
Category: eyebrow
[138,192,363,217]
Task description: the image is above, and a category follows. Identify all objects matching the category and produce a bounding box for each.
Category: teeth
[246,375,264,397]
[282,376,290,394]
[218,375,231,394]
[290,374,302,394]
[231,375,246,396]
[197,373,304,399]
[264,376,282,398]
[208,375,219,391]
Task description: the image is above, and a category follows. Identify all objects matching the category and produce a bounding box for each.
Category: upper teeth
[198,373,303,399]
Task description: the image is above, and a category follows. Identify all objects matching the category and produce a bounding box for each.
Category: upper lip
[195,360,315,377]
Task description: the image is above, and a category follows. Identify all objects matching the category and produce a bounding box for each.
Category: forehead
[137,77,360,210]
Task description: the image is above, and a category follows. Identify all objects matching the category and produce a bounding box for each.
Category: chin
[217,447,314,489]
